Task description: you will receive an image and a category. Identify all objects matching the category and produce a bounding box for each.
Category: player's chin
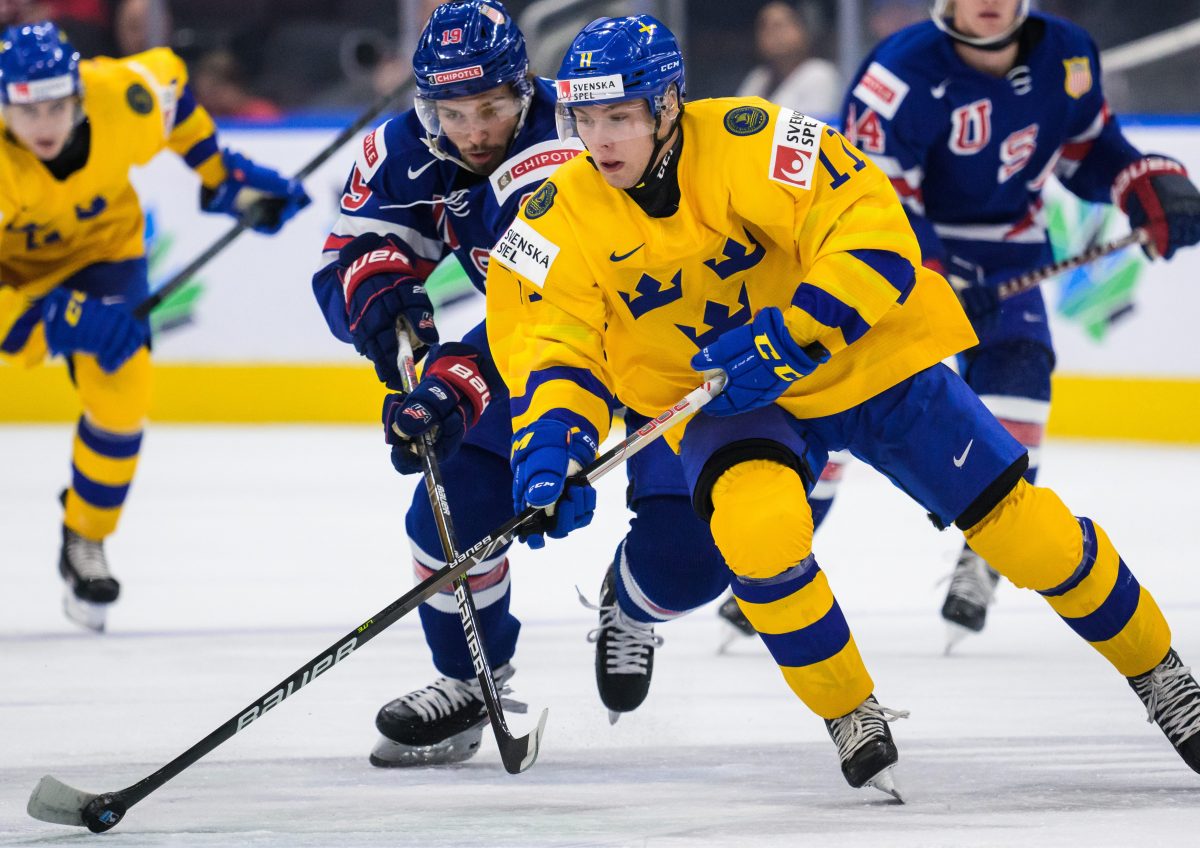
[463,149,504,175]
[596,161,636,189]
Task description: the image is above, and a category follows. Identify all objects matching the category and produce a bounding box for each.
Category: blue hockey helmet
[555,15,685,120]
[0,21,82,106]
[413,1,530,101]
[931,0,1030,49]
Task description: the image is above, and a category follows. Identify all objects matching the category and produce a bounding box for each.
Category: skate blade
[607,709,621,726]
[717,622,755,655]
[943,621,977,655]
[368,724,484,768]
[865,766,904,804]
[62,592,107,633]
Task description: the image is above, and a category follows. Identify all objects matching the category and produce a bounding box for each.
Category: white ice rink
[3,425,1199,846]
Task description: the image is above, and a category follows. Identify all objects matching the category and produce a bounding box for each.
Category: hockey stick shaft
[394,329,546,774]
[30,371,723,832]
[996,228,1149,302]
[132,79,415,321]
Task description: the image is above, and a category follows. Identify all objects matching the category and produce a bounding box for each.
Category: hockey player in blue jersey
[310,1,728,765]
[820,0,1200,648]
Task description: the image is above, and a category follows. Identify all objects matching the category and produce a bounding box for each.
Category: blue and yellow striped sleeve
[785,129,921,355]
[130,48,227,188]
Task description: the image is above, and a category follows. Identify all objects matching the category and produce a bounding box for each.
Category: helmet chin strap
[632,92,682,189]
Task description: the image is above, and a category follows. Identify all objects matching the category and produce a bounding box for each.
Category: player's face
[436,84,524,175]
[952,0,1021,40]
[572,101,659,190]
[4,96,78,160]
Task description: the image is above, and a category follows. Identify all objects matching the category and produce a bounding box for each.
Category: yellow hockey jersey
[486,97,977,450]
[0,48,227,303]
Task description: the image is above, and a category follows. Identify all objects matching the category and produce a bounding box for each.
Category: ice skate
[370,663,524,767]
[824,695,910,802]
[1128,648,1200,774]
[579,566,663,725]
[59,526,120,633]
[716,591,755,653]
[941,545,1001,653]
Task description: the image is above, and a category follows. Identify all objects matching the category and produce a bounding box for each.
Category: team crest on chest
[1063,57,1092,99]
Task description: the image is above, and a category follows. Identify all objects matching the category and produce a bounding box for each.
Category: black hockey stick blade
[498,706,549,774]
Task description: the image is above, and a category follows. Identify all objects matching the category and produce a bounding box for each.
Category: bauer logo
[235,638,357,733]
[429,65,484,86]
[768,110,825,190]
[491,218,560,288]
[724,105,768,136]
[852,61,910,120]
[556,74,625,103]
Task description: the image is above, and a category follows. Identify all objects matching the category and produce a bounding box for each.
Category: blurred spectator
[867,0,926,43]
[0,0,42,27]
[192,48,282,120]
[737,1,839,116]
[113,0,168,55]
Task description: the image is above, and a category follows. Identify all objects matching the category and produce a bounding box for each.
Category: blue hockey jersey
[312,77,583,344]
[841,12,1142,275]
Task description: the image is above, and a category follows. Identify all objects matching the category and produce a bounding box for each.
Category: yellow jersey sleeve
[724,102,926,358]
[121,48,227,188]
[486,177,616,448]
[0,284,31,343]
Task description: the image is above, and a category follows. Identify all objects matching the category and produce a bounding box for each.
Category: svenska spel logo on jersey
[429,65,484,86]
[768,109,825,190]
[1063,57,1092,99]
[556,74,625,104]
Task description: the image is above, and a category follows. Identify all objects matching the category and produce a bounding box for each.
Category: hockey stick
[132,78,416,321]
[27,371,726,834]
[996,227,1150,302]
[393,327,547,774]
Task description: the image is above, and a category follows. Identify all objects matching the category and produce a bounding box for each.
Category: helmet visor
[415,88,526,138]
[556,99,660,146]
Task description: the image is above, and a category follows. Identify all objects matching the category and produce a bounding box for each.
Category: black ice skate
[369,663,525,767]
[825,695,909,802]
[579,565,663,725]
[941,545,1001,653]
[59,526,120,633]
[1128,648,1200,774]
[717,591,755,653]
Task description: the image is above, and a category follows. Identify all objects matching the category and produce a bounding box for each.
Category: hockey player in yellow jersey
[486,15,1200,798]
[0,22,310,631]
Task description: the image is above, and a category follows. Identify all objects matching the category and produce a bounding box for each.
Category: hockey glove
[200,149,311,234]
[382,342,500,474]
[41,289,146,373]
[1113,155,1200,260]
[690,306,829,417]
[338,232,438,390]
[511,419,598,549]
[943,254,1001,334]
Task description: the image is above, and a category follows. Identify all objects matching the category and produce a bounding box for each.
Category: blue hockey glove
[690,306,829,417]
[1113,155,1200,260]
[200,149,311,234]
[511,419,598,549]
[943,254,1001,333]
[382,342,500,474]
[338,233,438,390]
[41,289,146,373]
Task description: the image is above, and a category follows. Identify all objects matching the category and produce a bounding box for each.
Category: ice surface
[2,426,1199,846]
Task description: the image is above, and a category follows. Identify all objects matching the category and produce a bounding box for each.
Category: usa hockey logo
[1063,57,1092,99]
[768,109,824,190]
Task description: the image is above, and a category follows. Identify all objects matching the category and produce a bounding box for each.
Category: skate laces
[63,530,112,582]
[399,664,526,722]
[827,697,910,762]
[1132,654,1200,744]
[577,587,663,675]
[943,549,998,608]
